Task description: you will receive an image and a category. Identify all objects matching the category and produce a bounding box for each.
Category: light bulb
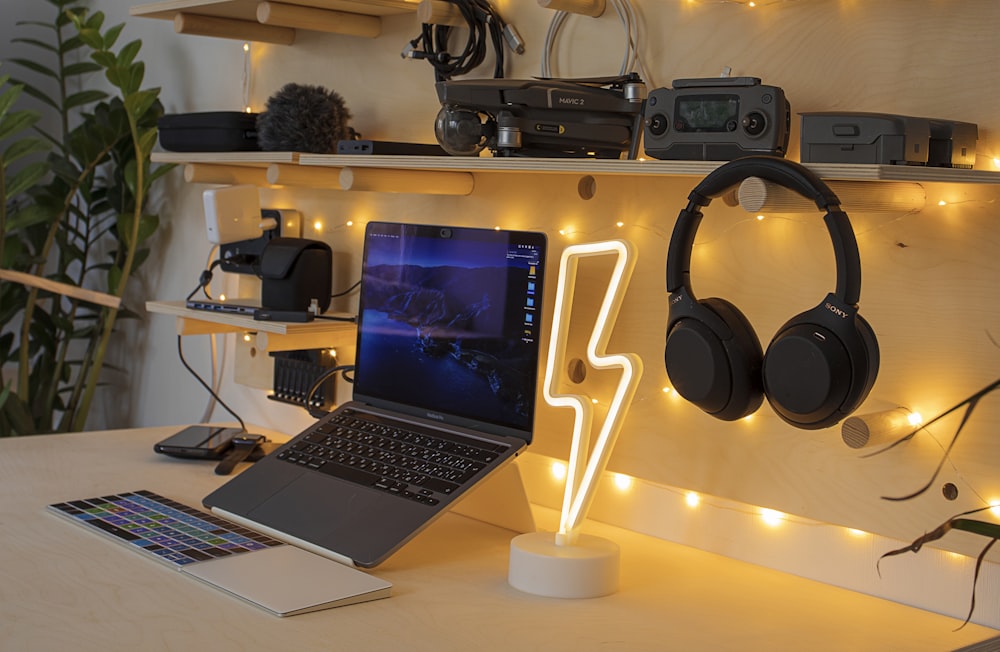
[685,491,700,508]
[760,508,784,526]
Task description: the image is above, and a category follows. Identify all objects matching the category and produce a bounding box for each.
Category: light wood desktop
[1,426,996,651]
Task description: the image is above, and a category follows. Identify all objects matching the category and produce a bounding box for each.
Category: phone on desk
[154,425,242,459]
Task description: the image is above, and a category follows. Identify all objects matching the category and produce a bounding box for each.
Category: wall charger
[203,185,276,245]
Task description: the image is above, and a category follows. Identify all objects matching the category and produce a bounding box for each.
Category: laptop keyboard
[49,490,283,568]
[276,408,508,506]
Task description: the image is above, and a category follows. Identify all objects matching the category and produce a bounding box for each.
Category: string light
[241,41,252,113]
[313,219,323,232]
[685,491,701,508]
[613,473,633,491]
[760,508,785,526]
[907,411,923,427]
[551,461,568,481]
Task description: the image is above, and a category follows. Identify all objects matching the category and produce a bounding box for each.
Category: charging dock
[220,209,301,274]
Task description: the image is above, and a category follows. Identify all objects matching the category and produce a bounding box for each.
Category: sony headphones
[664,156,879,430]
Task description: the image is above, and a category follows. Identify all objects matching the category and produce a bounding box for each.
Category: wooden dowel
[0,268,121,309]
[841,407,913,449]
[184,163,270,186]
[266,163,343,188]
[417,0,465,26]
[537,0,606,18]
[257,2,381,38]
[173,12,296,45]
[738,178,926,214]
[339,167,474,195]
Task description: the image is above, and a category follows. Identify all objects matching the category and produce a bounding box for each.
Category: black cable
[304,364,355,419]
[176,335,248,433]
[403,0,519,82]
[331,279,361,299]
[315,314,357,322]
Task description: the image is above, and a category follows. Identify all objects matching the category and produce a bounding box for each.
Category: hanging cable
[402,0,523,82]
[177,335,248,433]
[540,0,652,86]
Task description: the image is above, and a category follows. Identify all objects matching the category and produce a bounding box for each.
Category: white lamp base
[508,531,620,598]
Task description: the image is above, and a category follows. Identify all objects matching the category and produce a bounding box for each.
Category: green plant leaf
[65,89,107,111]
[0,80,26,119]
[3,136,50,166]
[0,382,38,436]
[62,61,102,77]
[117,39,142,68]
[0,109,42,141]
[5,161,51,198]
[10,36,58,54]
[7,57,59,80]
[125,90,159,124]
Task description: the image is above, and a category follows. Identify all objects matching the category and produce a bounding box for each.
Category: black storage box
[260,238,332,314]
[158,111,260,152]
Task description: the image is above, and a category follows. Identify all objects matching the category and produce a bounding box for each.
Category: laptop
[203,221,547,568]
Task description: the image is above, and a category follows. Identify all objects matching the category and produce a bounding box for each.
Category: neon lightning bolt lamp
[508,239,642,599]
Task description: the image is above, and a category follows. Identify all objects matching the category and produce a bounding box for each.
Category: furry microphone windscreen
[256,83,354,153]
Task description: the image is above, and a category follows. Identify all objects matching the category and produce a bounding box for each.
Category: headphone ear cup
[665,297,764,421]
[762,299,879,429]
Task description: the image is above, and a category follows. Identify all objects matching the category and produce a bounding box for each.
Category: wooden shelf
[146,300,356,351]
[131,0,419,43]
[152,151,1000,195]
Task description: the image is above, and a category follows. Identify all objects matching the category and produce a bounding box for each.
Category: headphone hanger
[663,156,879,430]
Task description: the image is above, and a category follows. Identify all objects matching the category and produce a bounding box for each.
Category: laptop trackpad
[249,473,380,542]
[181,545,391,616]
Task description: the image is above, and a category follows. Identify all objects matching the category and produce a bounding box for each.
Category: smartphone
[153,425,242,459]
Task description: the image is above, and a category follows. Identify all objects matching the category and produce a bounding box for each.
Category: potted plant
[0,0,174,435]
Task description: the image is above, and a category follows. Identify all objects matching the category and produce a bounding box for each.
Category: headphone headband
[666,157,862,306]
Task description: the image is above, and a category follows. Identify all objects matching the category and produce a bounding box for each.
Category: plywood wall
[103,0,1000,557]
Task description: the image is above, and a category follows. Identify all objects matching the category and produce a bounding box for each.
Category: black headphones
[664,156,879,430]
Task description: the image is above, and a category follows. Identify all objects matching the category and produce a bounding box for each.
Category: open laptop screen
[352,222,546,442]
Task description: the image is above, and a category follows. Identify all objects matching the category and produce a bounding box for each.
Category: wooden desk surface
[1,427,996,651]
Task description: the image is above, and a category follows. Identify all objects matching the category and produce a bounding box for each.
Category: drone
[433,74,647,159]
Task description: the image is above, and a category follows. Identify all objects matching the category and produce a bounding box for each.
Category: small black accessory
[259,237,333,313]
[215,434,268,475]
[643,77,790,161]
[157,111,260,152]
[154,425,242,459]
[664,156,879,430]
[256,83,355,153]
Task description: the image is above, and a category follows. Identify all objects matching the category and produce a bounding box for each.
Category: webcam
[439,228,452,239]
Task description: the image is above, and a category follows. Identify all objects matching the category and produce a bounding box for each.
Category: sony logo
[558,97,583,106]
[824,302,849,318]
[670,295,683,304]
[425,411,445,421]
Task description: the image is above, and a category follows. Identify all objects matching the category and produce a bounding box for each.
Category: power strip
[268,349,338,412]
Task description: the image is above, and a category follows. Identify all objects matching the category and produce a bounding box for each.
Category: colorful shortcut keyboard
[48,490,283,568]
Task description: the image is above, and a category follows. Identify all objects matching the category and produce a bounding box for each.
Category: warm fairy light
[218,293,227,301]
[615,221,624,228]
[742,413,754,422]
[591,398,599,404]
[847,528,868,538]
[938,200,947,206]
[243,41,250,52]
[242,333,252,343]
[313,220,323,232]
[993,157,1000,168]
[494,225,501,230]
[685,491,701,508]
[990,500,1000,517]
[747,1,756,6]
[907,411,923,427]
[613,473,633,491]
[662,386,672,395]
[327,348,337,357]
[756,214,765,221]
[346,220,354,227]
[551,461,568,481]
[760,508,785,526]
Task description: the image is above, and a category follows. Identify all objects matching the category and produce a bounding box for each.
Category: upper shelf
[152,151,1000,198]
[130,0,420,43]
